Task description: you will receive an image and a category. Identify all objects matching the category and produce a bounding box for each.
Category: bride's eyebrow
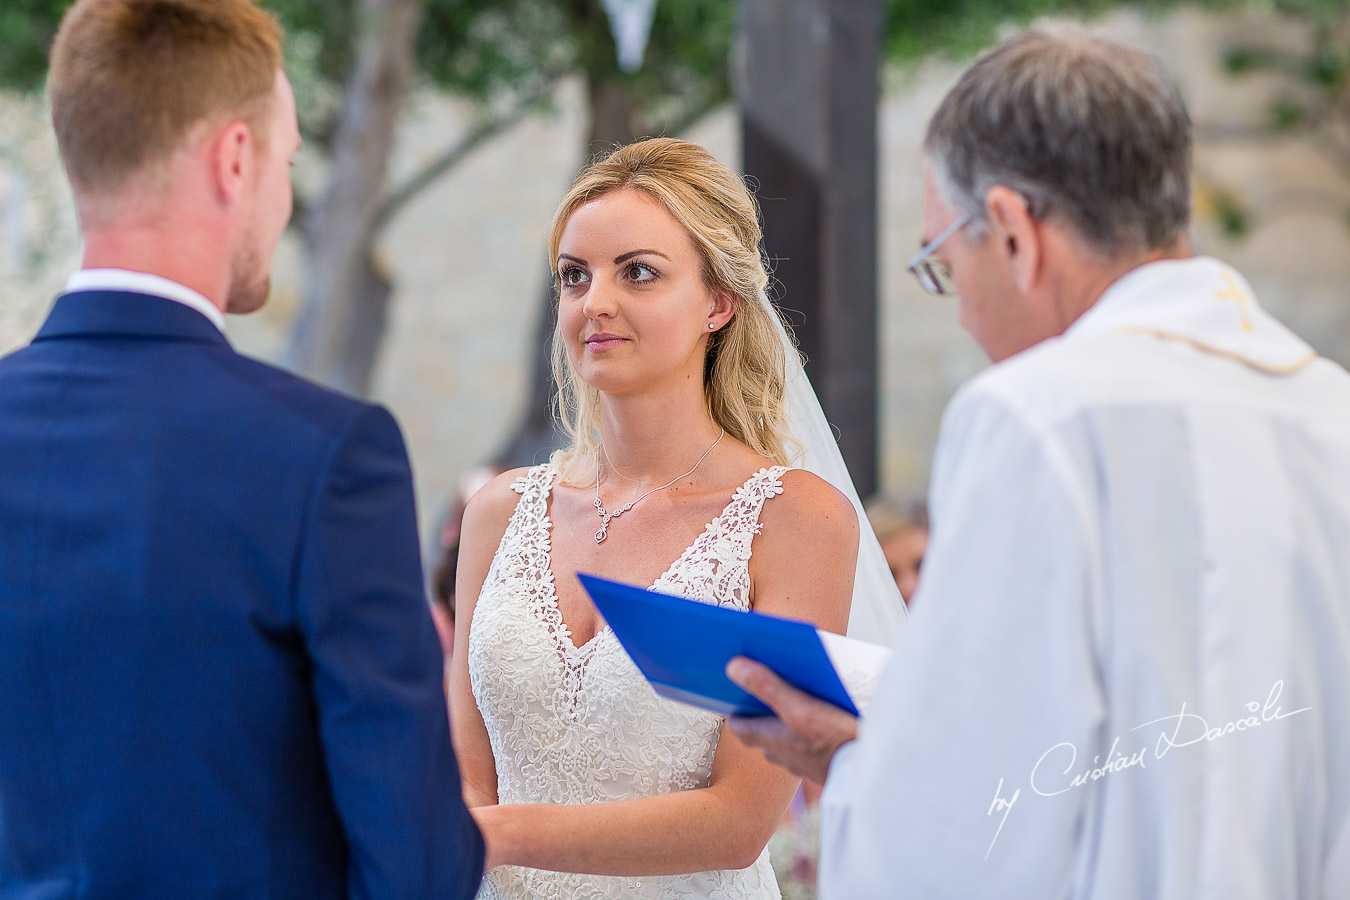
[558,253,587,266]
[615,249,671,264]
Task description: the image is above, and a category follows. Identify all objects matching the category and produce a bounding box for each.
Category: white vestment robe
[820,257,1350,899]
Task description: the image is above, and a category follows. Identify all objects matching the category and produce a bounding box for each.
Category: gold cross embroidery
[1215,271,1254,333]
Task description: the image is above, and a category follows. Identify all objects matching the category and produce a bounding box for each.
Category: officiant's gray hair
[924,26,1192,259]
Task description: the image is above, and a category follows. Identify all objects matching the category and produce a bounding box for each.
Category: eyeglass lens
[918,257,956,295]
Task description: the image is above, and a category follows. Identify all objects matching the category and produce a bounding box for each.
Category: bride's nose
[582,278,619,320]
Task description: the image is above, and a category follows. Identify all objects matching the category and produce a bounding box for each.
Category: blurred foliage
[412,0,736,110]
[0,0,736,146]
[1215,190,1252,237]
[4,0,1247,106]
[0,0,62,91]
[0,0,1280,163]
[6,0,1345,242]
[1209,0,1350,237]
[882,0,1242,62]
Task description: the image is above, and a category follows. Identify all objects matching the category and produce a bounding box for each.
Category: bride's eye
[624,263,657,283]
[560,265,590,287]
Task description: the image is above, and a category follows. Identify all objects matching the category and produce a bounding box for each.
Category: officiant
[728,25,1350,900]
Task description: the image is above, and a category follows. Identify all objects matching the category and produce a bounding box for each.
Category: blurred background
[2,0,1348,559]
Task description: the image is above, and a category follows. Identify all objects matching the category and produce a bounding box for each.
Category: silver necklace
[593,428,725,544]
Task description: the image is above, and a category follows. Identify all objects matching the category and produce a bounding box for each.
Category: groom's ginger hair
[48,0,281,196]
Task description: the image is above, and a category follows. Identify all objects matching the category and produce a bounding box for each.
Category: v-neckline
[535,464,773,657]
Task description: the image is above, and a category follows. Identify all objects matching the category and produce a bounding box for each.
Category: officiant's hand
[725,657,859,785]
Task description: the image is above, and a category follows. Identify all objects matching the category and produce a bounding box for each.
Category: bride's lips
[585,333,628,351]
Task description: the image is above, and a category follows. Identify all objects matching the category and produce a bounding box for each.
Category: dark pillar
[739,0,882,496]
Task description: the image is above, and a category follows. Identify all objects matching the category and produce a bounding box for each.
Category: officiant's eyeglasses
[906,212,972,296]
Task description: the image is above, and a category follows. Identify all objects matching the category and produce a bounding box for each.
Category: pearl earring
[708,323,716,330]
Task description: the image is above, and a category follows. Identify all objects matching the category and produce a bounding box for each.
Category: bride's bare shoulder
[759,468,857,538]
[747,467,857,629]
[461,466,536,534]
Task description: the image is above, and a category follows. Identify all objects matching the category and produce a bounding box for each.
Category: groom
[0,1,482,897]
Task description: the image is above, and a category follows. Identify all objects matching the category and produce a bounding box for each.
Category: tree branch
[373,77,564,235]
[299,111,340,155]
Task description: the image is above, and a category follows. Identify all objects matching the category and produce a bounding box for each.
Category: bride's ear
[708,292,737,332]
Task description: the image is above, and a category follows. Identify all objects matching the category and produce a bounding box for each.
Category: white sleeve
[819,383,1106,899]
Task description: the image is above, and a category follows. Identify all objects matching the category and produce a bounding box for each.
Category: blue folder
[577,573,859,718]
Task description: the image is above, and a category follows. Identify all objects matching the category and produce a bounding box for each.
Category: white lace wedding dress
[468,462,789,900]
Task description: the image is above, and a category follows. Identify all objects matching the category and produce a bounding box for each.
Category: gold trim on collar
[1115,327,1318,375]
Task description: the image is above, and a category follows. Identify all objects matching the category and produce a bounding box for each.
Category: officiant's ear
[984,185,1040,294]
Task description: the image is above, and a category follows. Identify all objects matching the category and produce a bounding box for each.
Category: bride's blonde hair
[547,138,798,483]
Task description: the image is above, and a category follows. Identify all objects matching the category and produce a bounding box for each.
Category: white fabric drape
[760,290,907,647]
[599,0,658,73]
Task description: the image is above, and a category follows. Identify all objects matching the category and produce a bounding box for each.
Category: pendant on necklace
[592,428,725,546]
[594,498,610,543]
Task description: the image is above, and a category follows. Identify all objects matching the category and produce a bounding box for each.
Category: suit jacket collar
[34,290,233,349]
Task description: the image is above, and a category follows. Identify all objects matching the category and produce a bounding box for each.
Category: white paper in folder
[816,630,893,716]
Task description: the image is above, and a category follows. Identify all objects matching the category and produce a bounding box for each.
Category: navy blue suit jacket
[0,291,483,898]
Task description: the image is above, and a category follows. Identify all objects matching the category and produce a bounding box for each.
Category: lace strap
[500,463,557,552]
[510,461,556,498]
[707,465,789,544]
[650,465,792,611]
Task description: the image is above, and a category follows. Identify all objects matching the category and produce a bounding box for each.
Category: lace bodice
[468,463,790,900]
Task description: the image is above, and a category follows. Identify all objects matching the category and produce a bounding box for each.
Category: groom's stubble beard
[225,223,271,315]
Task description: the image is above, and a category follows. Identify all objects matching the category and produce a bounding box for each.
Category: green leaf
[1306,46,1348,87]
[0,0,66,93]
[1223,46,1278,75]
[1213,191,1250,239]
[1269,97,1306,129]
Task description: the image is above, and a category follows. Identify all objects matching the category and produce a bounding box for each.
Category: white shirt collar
[64,269,227,334]
[1065,256,1316,375]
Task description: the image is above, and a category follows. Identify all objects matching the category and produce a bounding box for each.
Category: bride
[450,137,896,899]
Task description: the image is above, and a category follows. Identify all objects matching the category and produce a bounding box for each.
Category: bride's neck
[596,393,722,486]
